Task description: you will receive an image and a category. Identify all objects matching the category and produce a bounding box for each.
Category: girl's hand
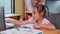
[34,23,41,29]
[34,22,44,29]
[5,18,16,23]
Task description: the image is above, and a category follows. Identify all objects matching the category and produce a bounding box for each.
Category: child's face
[32,7,44,21]
[32,7,40,21]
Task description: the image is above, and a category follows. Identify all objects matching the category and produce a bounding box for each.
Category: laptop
[0,6,6,31]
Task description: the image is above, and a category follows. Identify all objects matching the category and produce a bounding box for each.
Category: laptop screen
[0,6,6,31]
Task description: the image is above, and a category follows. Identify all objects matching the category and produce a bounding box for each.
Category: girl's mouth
[36,20,38,23]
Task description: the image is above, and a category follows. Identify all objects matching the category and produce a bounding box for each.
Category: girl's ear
[39,12,44,17]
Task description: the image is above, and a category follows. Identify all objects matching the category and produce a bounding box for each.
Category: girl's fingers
[5,18,14,23]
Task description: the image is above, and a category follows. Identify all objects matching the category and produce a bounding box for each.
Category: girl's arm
[34,23,56,30]
[40,23,56,30]
[5,18,29,25]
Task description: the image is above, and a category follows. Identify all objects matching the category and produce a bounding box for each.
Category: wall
[15,0,25,18]
[45,0,60,29]
[45,1,60,13]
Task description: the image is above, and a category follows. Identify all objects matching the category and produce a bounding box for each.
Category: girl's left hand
[34,22,45,29]
[34,23,41,29]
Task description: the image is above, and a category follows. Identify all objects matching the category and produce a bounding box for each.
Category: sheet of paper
[0,24,43,34]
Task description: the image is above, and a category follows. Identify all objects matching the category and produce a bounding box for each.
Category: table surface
[0,24,60,34]
[0,28,60,34]
[0,28,43,34]
[39,29,60,34]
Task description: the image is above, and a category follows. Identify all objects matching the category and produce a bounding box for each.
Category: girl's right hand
[5,18,15,23]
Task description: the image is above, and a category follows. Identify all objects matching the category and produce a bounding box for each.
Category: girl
[6,2,56,30]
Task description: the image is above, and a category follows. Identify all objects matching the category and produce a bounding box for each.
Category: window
[0,0,15,14]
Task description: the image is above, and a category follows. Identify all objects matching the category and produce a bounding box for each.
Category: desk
[20,24,60,34]
[5,14,21,20]
[0,24,60,34]
[0,28,60,34]
[0,28,42,34]
[39,29,60,34]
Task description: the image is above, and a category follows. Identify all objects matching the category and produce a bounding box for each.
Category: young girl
[6,2,56,30]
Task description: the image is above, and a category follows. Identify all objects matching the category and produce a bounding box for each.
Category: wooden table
[5,14,21,20]
[0,28,60,34]
[39,29,60,34]
[20,24,60,34]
